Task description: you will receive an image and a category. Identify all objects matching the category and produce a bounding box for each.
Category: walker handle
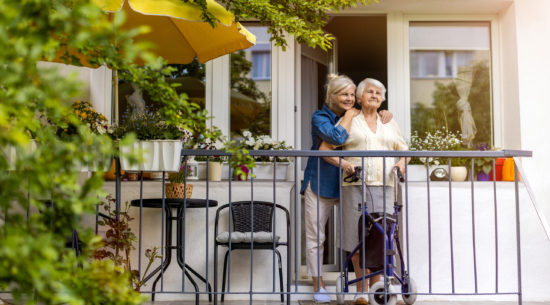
[393,166,404,183]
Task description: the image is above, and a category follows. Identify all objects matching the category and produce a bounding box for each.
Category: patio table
[130,198,218,302]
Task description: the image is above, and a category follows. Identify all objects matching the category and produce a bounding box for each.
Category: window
[411,51,475,78]
[409,22,493,148]
[117,60,206,123]
[230,26,272,138]
[251,51,271,80]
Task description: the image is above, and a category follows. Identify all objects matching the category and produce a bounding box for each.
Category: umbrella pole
[113,69,119,124]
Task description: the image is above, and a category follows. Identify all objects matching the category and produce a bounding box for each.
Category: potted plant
[193,127,228,181]
[166,161,194,198]
[409,128,464,181]
[474,143,494,181]
[239,130,292,180]
[449,154,469,181]
[52,100,113,173]
[111,106,191,172]
[95,195,161,292]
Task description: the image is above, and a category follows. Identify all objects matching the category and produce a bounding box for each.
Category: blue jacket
[300,105,349,198]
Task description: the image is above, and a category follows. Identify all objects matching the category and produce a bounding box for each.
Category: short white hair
[325,73,356,106]
[356,78,386,102]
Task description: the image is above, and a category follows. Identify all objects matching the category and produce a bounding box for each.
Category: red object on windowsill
[490,158,505,181]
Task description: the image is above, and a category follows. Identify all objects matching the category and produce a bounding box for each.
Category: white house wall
[513,0,550,227]
[37,62,112,122]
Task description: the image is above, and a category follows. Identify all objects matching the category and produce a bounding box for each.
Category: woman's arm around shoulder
[311,111,349,146]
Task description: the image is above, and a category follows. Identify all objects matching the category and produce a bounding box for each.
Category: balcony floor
[144,301,547,305]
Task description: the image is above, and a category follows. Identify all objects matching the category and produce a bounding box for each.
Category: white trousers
[304,185,339,277]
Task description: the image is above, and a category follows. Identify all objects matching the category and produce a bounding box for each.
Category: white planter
[406,164,431,181]
[120,140,182,172]
[450,166,468,181]
[252,162,289,181]
[78,158,112,172]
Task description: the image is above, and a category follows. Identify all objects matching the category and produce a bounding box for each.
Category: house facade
[50,0,550,302]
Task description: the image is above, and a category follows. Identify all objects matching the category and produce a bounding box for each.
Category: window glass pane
[409,22,492,148]
[230,26,271,138]
[117,60,206,123]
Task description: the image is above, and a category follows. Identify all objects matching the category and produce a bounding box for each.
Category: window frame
[399,15,502,148]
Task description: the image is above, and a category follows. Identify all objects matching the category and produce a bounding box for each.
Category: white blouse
[339,113,408,187]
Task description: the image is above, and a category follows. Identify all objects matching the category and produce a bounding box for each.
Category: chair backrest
[230,201,274,233]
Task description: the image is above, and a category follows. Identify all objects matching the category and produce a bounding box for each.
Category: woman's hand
[379,110,393,124]
[342,160,356,175]
[344,107,361,119]
[394,158,406,175]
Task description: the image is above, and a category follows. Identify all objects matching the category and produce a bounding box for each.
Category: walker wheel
[335,275,345,304]
[369,281,397,305]
[401,277,417,305]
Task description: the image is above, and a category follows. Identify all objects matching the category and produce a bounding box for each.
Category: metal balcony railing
[4,149,546,305]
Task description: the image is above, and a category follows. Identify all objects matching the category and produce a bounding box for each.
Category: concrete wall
[404,181,550,302]
[513,0,550,228]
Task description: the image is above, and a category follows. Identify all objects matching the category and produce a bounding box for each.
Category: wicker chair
[213,201,290,303]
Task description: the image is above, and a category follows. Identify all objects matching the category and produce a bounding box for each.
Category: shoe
[313,287,331,303]
[354,294,369,305]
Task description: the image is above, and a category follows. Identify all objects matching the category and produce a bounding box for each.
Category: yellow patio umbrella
[93,0,256,64]
[72,0,257,120]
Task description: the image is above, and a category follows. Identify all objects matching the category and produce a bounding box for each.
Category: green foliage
[240,130,292,162]
[473,143,494,174]
[118,65,209,128]
[94,195,161,292]
[230,51,271,136]
[111,106,189,140]
[213,0,377,50]
[230,51,269,103]
[411,61,492,147]
[474,157,493,174]
[409,128,464,166]
[225,140,256,181]
[168,159,193,183]
[0,0,201,304]
[169,59,206,80]
[192,126,227,163]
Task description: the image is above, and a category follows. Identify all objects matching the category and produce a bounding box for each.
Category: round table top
[130,198,218,209]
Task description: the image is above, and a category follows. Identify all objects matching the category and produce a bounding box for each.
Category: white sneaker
[313,287,331,303]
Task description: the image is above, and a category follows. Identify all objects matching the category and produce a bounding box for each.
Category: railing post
[514,161,523,305]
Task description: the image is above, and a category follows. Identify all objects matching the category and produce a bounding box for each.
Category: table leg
[176,206,213,302]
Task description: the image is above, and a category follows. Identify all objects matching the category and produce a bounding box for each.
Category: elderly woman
[301,74,392,303]
[320,78,407,305]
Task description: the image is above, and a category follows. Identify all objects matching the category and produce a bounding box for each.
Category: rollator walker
[335,167,417,305]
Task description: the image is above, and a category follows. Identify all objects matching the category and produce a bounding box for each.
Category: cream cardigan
[339,113,408,187]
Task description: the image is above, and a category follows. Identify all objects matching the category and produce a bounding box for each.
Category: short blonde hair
[325,73,355,106]
[356,78,386,102]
